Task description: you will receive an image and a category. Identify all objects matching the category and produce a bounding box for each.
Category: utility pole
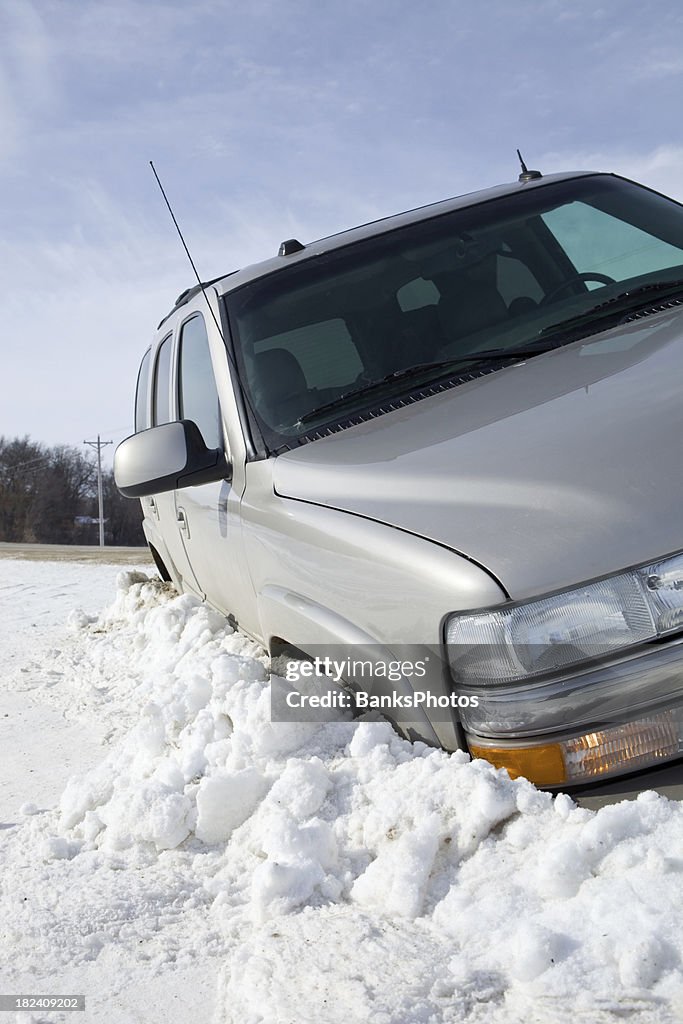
[83,435,113,547]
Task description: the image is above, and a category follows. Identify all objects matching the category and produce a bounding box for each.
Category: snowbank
[2,569,683,1023]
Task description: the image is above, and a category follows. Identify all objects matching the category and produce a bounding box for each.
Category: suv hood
[273,310,683,601]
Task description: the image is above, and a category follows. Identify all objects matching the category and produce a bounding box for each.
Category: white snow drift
[1,564,683,1023]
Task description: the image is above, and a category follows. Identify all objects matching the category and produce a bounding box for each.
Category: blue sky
[3,0,683,459]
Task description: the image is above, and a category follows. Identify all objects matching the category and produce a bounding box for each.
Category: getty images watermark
[270,650,478,722]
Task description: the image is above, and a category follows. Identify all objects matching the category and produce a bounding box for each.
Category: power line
[3,453,51,473]
[83,435,113,547]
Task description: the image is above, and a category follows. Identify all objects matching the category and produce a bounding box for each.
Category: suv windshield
[225,175,683,451]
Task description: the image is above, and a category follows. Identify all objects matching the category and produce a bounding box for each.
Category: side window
[135,349,151,432]
[178,315,223,450]
[153,334,173,426]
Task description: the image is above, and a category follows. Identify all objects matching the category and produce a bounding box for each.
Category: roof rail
[156,272,236,330]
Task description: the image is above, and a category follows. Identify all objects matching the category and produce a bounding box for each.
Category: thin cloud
[539,144,683,202]
[3,0,683,449]
[0,1,57,163]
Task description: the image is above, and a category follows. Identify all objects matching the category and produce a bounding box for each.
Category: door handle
[176,507,189,535]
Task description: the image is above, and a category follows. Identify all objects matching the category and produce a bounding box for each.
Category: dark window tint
[153,335,173,426]
[135,349,151,432]
[178,315,222,449]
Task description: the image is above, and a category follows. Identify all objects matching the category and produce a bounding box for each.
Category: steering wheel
[541,272,616,306]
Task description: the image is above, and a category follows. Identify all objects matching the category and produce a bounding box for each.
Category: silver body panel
[272,307,683,601]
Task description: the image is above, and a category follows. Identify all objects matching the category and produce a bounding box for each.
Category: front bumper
[571,755,683,809]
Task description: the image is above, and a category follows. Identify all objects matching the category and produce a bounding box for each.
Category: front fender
[259,583,442,746]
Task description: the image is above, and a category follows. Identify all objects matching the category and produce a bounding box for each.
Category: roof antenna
[148,160,261,428]
[150,159,227,335]
[516,149,542,183]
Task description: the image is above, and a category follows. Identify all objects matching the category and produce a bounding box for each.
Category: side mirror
[114,420,230,498]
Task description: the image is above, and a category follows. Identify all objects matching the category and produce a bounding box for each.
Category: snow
[2,559,683,1022]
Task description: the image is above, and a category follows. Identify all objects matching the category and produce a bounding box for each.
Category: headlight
[446,550,683,685]
[644,552,683,633]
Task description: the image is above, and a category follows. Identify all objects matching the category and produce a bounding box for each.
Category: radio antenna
[515,149,542,183]
[150,161,205,289]
[149,160,228,344]
[148,160,263,443]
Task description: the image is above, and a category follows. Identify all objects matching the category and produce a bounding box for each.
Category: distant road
[0,542,153,565]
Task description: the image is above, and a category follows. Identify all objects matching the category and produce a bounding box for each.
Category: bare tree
[0,436,47,541]
[0,436,146,546]
[27,446,97,543]
[100,470,145,546]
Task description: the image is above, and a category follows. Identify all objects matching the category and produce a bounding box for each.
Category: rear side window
[134,349,151,432]
[178,315,223,450]
[152,334,173,426]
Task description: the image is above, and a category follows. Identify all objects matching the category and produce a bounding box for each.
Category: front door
[172,313,251,621]
[149,331,202,594]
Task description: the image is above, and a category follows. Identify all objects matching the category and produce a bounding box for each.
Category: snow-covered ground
[2,559,683,1023]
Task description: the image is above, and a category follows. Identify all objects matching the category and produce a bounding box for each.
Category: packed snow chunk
[212,649,268,687]
[135,702,167,759]
[67,607,96,630]
[552,791,578,820]
[535,838,593,898]
[251,855,327,923]
[346,718,405,761]
[97,779,193,851]
[248,807,341,921]
[347,745,519,876]
[454,764,521,856]
[41,835,82,861]
[59,762,115,831]
[116,569,151,592]
[228,677,326,760]
[579,800,648,855]
[267,757,331,818]
[617,934,670,988]
[211,652,249,688]
[175,706,230,781]
[148,600,200,648]
[351,814,441,919]
[195,768,270,843]
[509,923,566,982]
[184,673,212,713]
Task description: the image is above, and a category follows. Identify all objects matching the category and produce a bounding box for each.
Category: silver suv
[115,169,683,793]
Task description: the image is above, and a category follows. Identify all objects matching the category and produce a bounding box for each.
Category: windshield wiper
[541,278,683,338]
[296,349,549,426]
